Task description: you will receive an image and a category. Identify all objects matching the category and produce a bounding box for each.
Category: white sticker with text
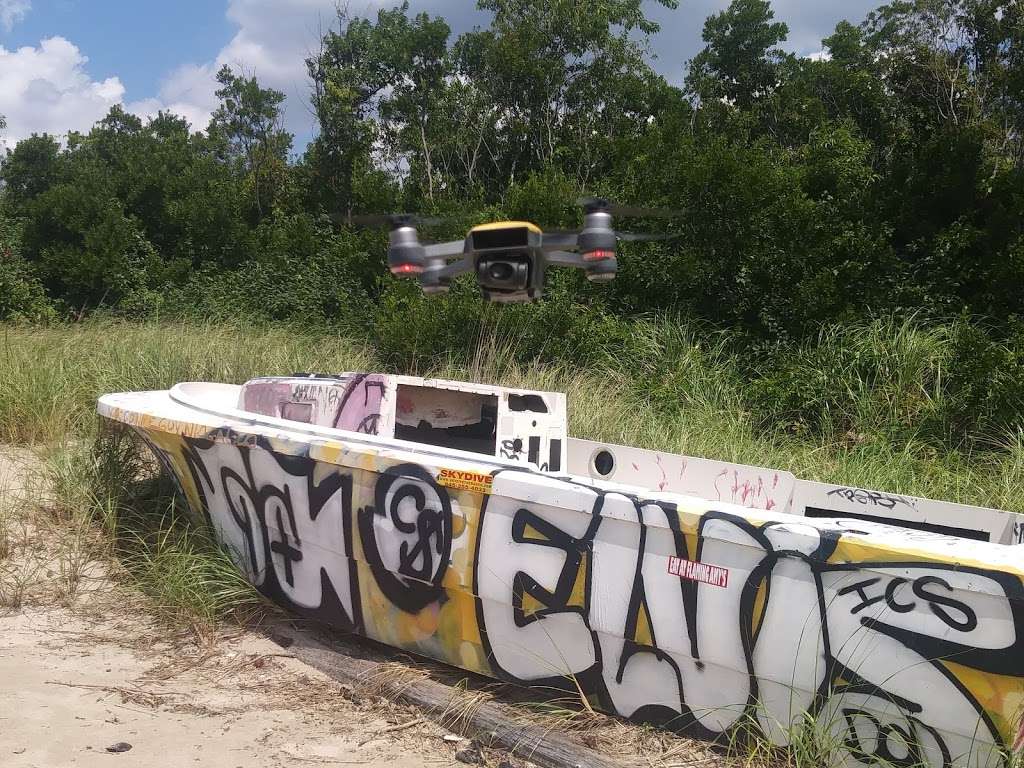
[668,556,729,588]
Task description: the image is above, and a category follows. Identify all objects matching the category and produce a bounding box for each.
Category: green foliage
[748,317,951,441]
[0,208,54,321]
[168,214,378,329]
[942,320,1024,442]
[1,0,1023,451]
[208,65,292,219]
[747,316,1024,449]
[686,0,791,108]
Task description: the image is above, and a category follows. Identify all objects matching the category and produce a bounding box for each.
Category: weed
[39,428,268,634]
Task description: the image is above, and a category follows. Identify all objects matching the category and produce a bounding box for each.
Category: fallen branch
[275,627,629,768]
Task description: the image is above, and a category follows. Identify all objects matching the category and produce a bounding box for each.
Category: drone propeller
[576,196,685,219]
[339,213,447,229]
[616,232,682,243]
[543,229,680,244]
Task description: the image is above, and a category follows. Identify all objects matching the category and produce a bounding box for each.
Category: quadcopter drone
[353,197,681,303]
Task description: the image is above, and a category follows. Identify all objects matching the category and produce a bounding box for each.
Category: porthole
[592,448,616,478]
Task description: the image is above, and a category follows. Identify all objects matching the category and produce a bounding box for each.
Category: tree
[455,0,678,189]
[306,5,417,214]
[0,134,62,215]
[686,0,790,109]
[208,65,292,218]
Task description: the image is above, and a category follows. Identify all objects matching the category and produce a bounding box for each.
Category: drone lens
[488,263,515,281]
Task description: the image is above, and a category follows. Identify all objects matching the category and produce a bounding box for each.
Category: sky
[0,0,882,153]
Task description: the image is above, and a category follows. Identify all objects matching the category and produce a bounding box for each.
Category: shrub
[0,212,55,322]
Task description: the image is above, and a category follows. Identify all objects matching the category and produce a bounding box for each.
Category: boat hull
[99,386,1024,768]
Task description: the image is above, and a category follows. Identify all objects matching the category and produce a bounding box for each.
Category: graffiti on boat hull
[138,429,1024,768]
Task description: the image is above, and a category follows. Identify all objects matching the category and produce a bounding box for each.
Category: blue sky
[3,1,233,95]
[0,0,882,151]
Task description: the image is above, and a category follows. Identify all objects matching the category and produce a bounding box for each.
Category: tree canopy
[1,0,1021,339]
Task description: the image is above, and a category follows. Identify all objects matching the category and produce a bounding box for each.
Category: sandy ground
[0,448,484,768]
[0,608,452,768]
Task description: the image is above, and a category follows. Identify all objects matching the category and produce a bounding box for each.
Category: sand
[0,447,464,768]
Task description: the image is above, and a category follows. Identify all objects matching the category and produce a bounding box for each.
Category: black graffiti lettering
[357,413,381,434]
[269,502,303,587]
[500,438,523,460]
[837,577,887,614]
[884,578,916,613]
[363,380,386,405]
[358,464,453,613]
[510,507,590,625]
[392,486,445,582]
[841,574,977,631]
[841,709,935,768]
[827,487,915,511]
[912,576,978,633]
[182,436,362,632]
[219,463,263,579]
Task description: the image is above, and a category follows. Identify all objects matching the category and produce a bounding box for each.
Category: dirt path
[0,449,478,768]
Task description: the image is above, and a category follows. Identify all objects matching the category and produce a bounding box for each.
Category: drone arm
[436,255,474,280]
[540,232,580,252]
[546,250,589,268]
[424,240,467,260]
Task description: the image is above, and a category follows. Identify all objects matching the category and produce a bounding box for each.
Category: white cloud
[136,0,340,143]
[0,37,126,150]
[139,0,491,146]
[0,0,30,32]
[0,1,486,152]
[127,62,221,133]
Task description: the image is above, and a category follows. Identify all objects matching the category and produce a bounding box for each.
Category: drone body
[378,198,676,303]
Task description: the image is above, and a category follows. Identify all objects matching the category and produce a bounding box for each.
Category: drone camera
[476,255,532,292]
[469,225,546,302]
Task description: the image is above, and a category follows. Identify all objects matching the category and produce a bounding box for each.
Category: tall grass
[3,317,1022,512]
[0,320,376,444]
[44,428,267,633]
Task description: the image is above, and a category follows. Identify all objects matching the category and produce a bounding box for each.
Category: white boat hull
[98,382,1024,767]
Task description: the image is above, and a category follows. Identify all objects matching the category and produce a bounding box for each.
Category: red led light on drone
[583,249,614,262]
[390,263,423,275]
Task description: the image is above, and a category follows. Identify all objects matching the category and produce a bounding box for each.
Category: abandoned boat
[98,373,1024,767]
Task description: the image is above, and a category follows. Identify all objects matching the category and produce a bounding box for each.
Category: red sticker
[668,556,729,588]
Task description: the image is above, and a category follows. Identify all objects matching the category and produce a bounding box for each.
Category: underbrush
[43,429,267,634]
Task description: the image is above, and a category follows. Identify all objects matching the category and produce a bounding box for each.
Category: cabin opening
[394,383,498,456]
